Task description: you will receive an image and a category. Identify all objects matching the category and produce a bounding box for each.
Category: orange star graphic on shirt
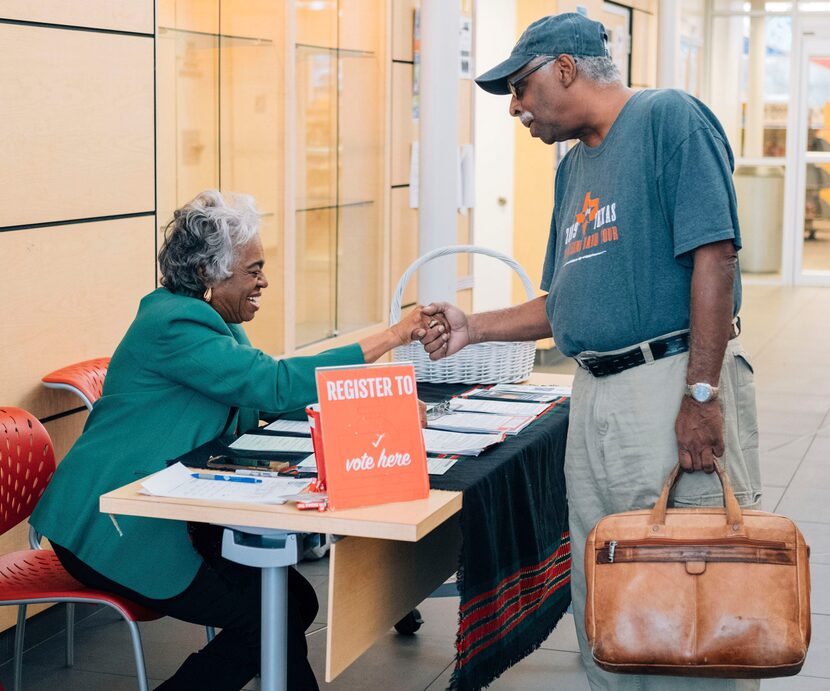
[575,192,599,237]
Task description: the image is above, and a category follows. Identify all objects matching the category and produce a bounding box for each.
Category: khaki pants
[566,338,762,691]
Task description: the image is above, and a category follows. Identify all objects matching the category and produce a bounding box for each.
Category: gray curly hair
[158,190,261,297]
[576,55,621,86]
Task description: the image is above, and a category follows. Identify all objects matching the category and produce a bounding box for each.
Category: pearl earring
[203,286,212,302]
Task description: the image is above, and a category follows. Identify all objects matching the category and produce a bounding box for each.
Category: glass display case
[157,0,386,352]
[294,1,385,346]
[156,0,285,353]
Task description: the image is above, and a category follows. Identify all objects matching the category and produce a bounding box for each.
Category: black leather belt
[575,333,690,377]
[574,320,740,378]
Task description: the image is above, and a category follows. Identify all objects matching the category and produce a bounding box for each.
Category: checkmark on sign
[371,433,385,448]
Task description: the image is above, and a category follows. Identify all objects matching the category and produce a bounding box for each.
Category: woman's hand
[418,400,428,428]
[390,306,450,347]
[359,306,450,363]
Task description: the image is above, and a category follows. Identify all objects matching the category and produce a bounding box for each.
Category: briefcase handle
[648,460,745,534]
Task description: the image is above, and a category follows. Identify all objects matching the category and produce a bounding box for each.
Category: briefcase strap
[649,460,744,535]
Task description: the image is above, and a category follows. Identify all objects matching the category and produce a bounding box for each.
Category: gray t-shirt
[540,89,742,357]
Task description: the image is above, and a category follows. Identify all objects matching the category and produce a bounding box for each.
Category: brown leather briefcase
[585,461,811,678]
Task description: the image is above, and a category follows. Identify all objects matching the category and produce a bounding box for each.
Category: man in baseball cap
[475,12,609,95]
[420,12,759,691]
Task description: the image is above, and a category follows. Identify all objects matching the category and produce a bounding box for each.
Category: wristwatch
[685,382,719,403]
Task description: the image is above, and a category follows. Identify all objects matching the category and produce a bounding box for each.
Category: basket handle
[389,244,537,324]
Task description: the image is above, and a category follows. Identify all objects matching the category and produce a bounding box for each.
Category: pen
[190,473,262,484]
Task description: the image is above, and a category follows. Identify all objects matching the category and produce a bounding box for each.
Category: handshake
[390,302,471,362]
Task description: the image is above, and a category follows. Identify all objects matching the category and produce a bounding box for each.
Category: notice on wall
[315,362,429,510]
[459,16,472,79]
[412,8,420,120]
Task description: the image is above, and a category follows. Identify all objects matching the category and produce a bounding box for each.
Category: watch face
[692,383,711,402]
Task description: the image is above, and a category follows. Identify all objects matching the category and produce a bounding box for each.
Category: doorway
[794,34,830,282]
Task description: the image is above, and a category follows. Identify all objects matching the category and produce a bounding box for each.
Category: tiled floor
[2,284,830,690]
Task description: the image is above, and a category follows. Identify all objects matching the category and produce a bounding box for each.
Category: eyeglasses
[507,55,558,99]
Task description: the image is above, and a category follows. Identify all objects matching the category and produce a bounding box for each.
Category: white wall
[472,0,517,312]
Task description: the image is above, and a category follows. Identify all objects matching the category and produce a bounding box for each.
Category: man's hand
[675,397,724,473]
[391,305,448,346]
[420,302,472,360]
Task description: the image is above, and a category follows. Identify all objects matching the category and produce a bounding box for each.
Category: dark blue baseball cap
[475,13,609,95]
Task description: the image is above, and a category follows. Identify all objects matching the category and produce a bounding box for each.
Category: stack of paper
[428,411,535,436]
[422,428,505,456]
[427,457,458,475]
[468,383,571,403]
[263,419,311,435]
[449,397,550,417]
[229,434,314,453]
[140,463,311,504]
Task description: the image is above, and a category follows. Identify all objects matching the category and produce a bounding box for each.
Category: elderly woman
[31,190,437,691]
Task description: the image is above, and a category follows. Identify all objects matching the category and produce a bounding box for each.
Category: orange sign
[315,362,429,510]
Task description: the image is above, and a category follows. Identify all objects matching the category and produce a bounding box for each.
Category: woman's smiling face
[209,235,268,324]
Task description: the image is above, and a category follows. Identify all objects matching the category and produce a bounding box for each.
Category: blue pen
[191,473,262,484]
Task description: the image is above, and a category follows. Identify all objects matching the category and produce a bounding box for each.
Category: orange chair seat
[0,550,162,623]
[41,358,111,409]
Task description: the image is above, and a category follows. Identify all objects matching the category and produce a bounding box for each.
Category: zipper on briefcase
[597,536,793,565]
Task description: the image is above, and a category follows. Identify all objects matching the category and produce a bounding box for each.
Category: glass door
[708,10,792,280]
[797,35,830,281]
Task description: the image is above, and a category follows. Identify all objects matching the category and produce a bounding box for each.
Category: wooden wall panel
[340,0,384,53]
[0,217,156,419]
[459,78,473,145]
[457,214,471,277]
[512,0,556,305]
[391,61,417,187]
[631,9,657,88]
[390,187,418,307]
[0,25,154,227]
[0,1,153,34]
[392,0,419,62]
[457,288,473,313]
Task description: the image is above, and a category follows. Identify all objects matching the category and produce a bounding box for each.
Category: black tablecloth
[417,384,572,691]
[174,384,572,691]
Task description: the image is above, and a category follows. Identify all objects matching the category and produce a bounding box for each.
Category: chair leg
[205,625,216,642]
[65,603,75,667]
[123,618,150,691]
[14,604,27,691]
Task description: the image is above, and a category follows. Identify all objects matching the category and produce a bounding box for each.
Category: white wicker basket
[389,245,537,384]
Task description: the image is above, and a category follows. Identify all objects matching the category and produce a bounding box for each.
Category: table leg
[221,528,299,691]
[261,564,287,691]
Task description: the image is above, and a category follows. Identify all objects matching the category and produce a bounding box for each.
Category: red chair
[41,357,110,411]
[0,407,160,691]
[40,359,217,645]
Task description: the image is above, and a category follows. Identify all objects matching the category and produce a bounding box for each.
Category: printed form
[263,419,311,435]
[450,398,551,417]
[229,435,314,453]
[140,463,311,504]
[422,428,505,456]
[428,411,535,436]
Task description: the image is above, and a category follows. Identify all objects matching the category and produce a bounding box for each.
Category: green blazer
[31,288,363,599]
